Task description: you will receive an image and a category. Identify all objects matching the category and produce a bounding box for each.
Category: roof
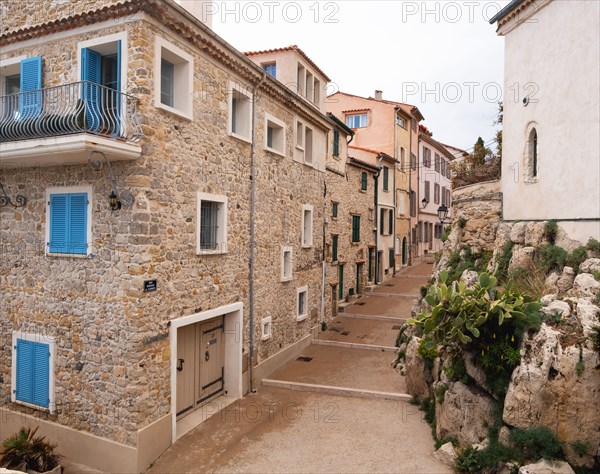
[326,113,354,136]
[349,145,396,163]
[244,45,331,82]
[489,0,527,24]
[329,91,425,122]
[348,157,378,172]
[419,134,456,162]
[439,141,469,158]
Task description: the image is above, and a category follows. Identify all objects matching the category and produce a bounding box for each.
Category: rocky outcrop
[404,337,430,400]
[433,442,456,466]
[509,246,536,274]
[540,300,571,319]
[503,324,600,468]
[572,273,600,297]
[518,459,575,474]
[576,298,599,336]
[580,258,600,274]
[435,381,496,445]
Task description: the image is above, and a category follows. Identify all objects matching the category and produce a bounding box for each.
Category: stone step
[333,312,407,322]
[312,339,398,353]
[261,379,412,402]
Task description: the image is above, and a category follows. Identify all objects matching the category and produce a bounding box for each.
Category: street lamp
[437,204,448,224]
[421,198,429,209]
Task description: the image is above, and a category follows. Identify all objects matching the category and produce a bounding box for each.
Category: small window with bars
[197,193,228,254]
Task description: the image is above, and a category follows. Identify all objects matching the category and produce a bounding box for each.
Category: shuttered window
[49,193,88,255]
[388,208,393,235]
[332,202,338,218]
[19,56,42,119]
[382,166,389,191]
[333,130,340,157]
[15,339,50,409]
[352,215,361,243]
[361,172,368,191]
[332,235,338,262]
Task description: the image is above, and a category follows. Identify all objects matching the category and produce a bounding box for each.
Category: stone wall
[0,9,332,451]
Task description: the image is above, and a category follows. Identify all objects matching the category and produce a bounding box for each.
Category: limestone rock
[556,267,575,295]
[572,273,600,297]
[463,351,492,396]
[509,246,536,274]
[576,298,600,336]
[433,442,456,466]
[555,226,582,253]
[503,324,600,468]
[541,294,557,305]
[498,426,511,447]
[518,459,575,474]
[540,300,571,319]
[544,272,560,295]
[525,221,546,247]
[510,222,528,244]
[404,337,430,400]
[436,381,496,445]
[580,258,600,274]
[460,270,479,289]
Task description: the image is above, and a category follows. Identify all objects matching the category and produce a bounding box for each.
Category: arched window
[528,127,538,178]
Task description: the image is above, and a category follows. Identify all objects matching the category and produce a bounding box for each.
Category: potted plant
[0,427,62,474]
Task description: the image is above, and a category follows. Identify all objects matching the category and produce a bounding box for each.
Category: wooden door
[176,324,196,417]
[197,317,225,406]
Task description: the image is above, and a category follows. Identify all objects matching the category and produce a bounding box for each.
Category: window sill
[46,252,89,259]
[197,249,228,256]
[302,244,313,249]
[331,260,339,266]
[13,399,52,414]
[261,334,272,341]
[360,189,367,193]
[296,314,308,322]
[265,146,286,158]
[296,145,305,151]
[155,102,193,121]
[351,241,360,245]
[281,276,293,283]
[524,177,539,184]
[229,132,252,144]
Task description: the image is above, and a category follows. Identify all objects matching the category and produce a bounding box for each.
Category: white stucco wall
[501,0,600,243]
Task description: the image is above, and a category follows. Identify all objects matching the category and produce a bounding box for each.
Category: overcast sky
[211,0,510,152]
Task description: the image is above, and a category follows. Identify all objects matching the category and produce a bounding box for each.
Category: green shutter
[383,167,389,191]
[388,208,393,235]
[333,130,340,156]
[332,202,338,218]
[361,172,367,191]
[332,235,338,262]
[352,215,360,243]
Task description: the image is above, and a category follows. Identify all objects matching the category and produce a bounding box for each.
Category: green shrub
[457,217,467,229]
[593,272,600,282]
[435,436,459,450]
[420,397,436,430]
[508,426,564,462]
[537,244,568,273]
[443,357,470,384]
[395,325,408,348]
[567,246,588,273]
[0,426,62,472]
[544,220,558,244]
[497,241,514,280]
[586,238,600,256]
[441,225,452,242]
[590,326,600,355]
[418,338,438,369]
[420,286,428,298]
[434,383,447,403]
[455,440,514,473]
[570,440,590,457]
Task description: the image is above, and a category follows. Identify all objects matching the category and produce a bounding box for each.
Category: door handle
[177,359,185,372]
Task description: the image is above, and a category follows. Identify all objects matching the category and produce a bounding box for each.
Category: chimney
[375,90,383,101]
[179,0,213,29]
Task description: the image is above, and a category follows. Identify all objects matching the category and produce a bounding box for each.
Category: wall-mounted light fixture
[421,198,429,209]
[88,151,134,211]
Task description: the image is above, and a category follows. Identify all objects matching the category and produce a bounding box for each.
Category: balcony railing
[0,81,142,143]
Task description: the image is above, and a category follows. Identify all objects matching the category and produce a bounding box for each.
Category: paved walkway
[149,262,449,473]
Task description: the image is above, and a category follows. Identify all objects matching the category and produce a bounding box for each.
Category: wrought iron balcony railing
[0,81,143,143]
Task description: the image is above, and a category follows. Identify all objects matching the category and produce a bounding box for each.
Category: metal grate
[296,356,313,362]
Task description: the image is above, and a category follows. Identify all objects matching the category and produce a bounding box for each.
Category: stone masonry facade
[0,0,340,451]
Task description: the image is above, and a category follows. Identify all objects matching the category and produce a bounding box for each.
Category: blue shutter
[81,48,102,130]
[68,193,88,255]
[49,194,68,254]
[114,40,122,136]
[33,343,50,408]
[19,56,42,118]
[16,339,34,404]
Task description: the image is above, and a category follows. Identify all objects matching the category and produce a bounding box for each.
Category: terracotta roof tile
[244,45,331,82]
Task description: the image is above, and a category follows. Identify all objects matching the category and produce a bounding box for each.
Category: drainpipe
[320,179,327,329]
[248,70,267,394]
[408,119,413,267]
[374,154,384,285]
[393,107,399,276]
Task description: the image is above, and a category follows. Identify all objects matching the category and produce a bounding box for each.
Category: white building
[491,0,600,243]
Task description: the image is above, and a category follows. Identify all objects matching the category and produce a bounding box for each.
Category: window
[528,128,538,178]
[434,183,440,204]
[297,64,305,96]
[446,189,451,207]
[197,193,228,254]
[389,249,395,269]
[380,208,385,236]
[424,181,430,203]
[305,71,313,99]
[361,172,368,191]
[382,166,389,191]
[423,147,431,167]
[1,55,41,119]
[333,130,340,157]
[435,154,440,172]
[346,113,368,128]
[302,204,313,247]
[46,187,91,256]
[338,265,344,300]
[313,78,321,104]
[12,332,55,412]
[296,286,308,321]
[332,202,338,219]
[388,208,393,235]
[265,113,285,156]
[441,186,447,206]
[352,215,361,243]
[281,246,293,281]
[411,153,417,171]
[410,191,416,217]
[160,59,174,107]
[332,235,339,262]
[399,147,406,172]
[304,126,313,164]
[261,317,272,341]
[154,36,193,119]
[263,62,276,78]
[396,117,406,128]
[398,191,406,216]
[229,84,253,141]
[296,121,304,149]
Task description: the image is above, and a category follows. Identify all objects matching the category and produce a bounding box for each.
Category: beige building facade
[0,1,350,471]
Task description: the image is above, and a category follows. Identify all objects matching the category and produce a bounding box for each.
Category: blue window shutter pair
[49,193,88,254]
[16,339,50,408]
[19,56,42,118]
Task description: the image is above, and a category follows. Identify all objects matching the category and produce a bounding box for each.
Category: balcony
[0,81,143,168]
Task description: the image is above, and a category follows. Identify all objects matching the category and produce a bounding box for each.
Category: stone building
[326,90,424,270]
[0,0,351,471]
[417,127,454,258]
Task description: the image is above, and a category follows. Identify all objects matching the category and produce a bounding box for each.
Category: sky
[209,0,510,152]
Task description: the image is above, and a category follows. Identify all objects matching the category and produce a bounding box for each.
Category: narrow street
[149,262,450,473]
